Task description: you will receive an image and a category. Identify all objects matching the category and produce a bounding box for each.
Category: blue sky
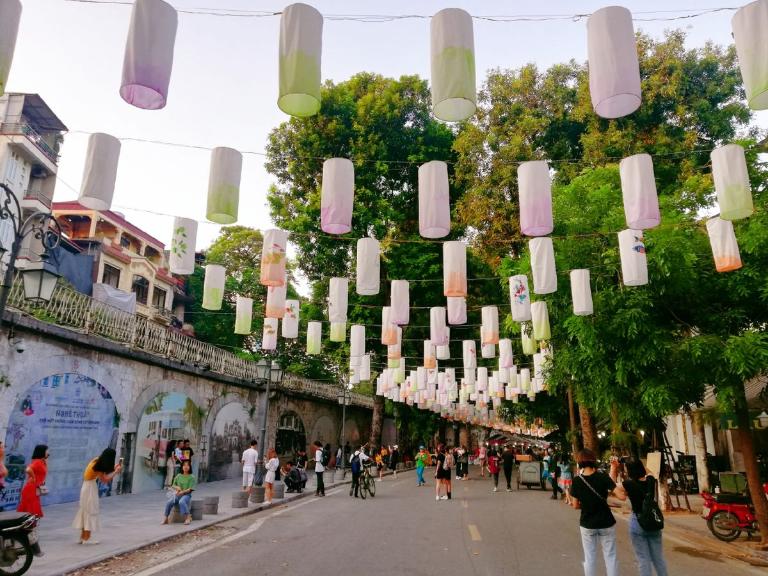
[8,0,754,281]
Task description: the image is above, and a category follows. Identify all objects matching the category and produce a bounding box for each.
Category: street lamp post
[256,357,283,472]
[0,183,63,321]
[338,383,351,474]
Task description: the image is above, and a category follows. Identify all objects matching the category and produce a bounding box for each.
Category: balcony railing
[0,122,60,164]
[152,306,172,320]
[23,189,52,209]
[6,280,373,409]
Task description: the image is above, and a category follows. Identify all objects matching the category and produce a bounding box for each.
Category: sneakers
[506,487,511,492]
[81,540,99,546]
[436,495,440,501]
[494,487,498,492]
[376,479,382,482]
[440,495,448,500]
[265,500,272,505]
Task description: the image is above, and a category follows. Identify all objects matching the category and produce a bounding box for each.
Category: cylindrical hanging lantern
[437,327,450,360]
[120,0,178,110]
[234,296,252,335]
[424,341,437,369]
[520,368,531,392]
[533,353,544,381]
[463,340,477,369]
[570,269,593,316]
[328,277,348,323]
[0,0,22,97]
[509,274,532,322]
[321,158,354,234]
[428,367,439,386]
[260,229,287,287]
[481,306,499,345]
[417,367,427,390]
[733,1,768,110]
[350,367,360,386]
[447,296,467,325]
[521,322,536,355]
[330,322,346,342]
[278,3,323,117]
[444,368,456,391]
[465,368,476,386]
[266,282,287,319]
[206,147,242,224]
[477,367,488,392]
[530,237,557,294]
[169,217,197,275]
[388,328,402,361]
[706,217,743,273]
[262,318,278,351]
[360,354,371,381]
[481,343,496,359]
[418,161,451,238]
[620,153,660,229]
[518,161,553,236]
[430,9,476,122]
[381,307,399,345]
[586,6,641,119]
[350,324,365,358]
[618,229,648,287]
[430,307,448,345]
[307,321,321,354]
[356,238,380,295]
[390,280,410,325]
[202,265,225,311]
[394,358,406,384]
[499,339,513,368]
[282,299,300,338]
[711,145,754,221]
[443,241,467,297]
[78,133,121,210]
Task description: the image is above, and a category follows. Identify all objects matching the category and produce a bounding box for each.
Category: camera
[12,338,25,353]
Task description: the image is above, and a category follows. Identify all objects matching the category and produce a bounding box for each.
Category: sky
[6,0,757,295]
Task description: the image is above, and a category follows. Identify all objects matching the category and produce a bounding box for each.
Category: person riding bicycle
[350,447,371,498]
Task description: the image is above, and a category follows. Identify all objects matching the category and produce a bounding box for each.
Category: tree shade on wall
[518,161,553,236]
[169,217,197,275]
[711,144,755,221]
[0,0,22,97]
[619,153,660,229]
[706,217,743,273]
[260,229,287,287]
[530,237,557,294]
[418,161,451,238]
[120,0,177,110]
[79,133,121,210]
[234,296,252,335]
[443,241,468,297]
[202,264,225,311]
[618,229,648,286]
[282,299,300,338]
[206,147,242,224]
[732,0,768,110]
[570,269,593,316]
[430,8,476,122]
[509,274,532,322]
[321,158,354,234]
[447,296,467,325]
[356,237,380,295]
[278,3,323,117]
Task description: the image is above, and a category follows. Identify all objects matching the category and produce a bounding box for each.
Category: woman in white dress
[73,448,123,545]
[264,449,280,504]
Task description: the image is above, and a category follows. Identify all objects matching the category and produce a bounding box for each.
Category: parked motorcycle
[701,482,768,542]
[0,512,39,576]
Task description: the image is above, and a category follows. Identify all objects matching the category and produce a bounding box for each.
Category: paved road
[131,470,764,576]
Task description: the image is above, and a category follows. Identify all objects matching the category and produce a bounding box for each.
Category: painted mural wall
[208,403,255,482]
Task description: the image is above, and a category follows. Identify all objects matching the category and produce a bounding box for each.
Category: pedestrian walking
[264,449,279,504]
[489,448,501,492]
[478,443,488,476]
[559,453,574,504]
[349,448,370,498]
[73,448,123,545]
[434,444,450,500]
[570,448,627,576]
[17,444,48,519]
[162,460,196,525]
[415,446,428,487]
[548,448,563,500]
[615,457,668,576]
[460,445,470,480]
[389,445,400,478]
[336,445,343,471]
[376,446,387,481]
[241,439,259,497]
[501,445,515,491]
[164,440,177,489]
[313,440,325,497]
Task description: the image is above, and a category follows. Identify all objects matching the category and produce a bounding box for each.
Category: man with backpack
[313,440,326,497]
[349,447,371,498]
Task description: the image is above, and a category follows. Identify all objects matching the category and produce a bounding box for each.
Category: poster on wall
[208,403,255,482]
[133,392,201,493]
[1,373,118,510]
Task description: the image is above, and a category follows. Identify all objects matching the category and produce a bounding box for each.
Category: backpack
[443,453,453,470]
[637,478,664,531]
[351,453,361,473]
[322,448,331,466]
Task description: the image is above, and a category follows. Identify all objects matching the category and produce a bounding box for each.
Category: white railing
[7,280,373,409]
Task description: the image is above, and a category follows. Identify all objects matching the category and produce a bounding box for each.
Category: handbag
[37,484,49,496]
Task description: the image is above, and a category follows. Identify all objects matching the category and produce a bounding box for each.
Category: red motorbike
[701,483,768,542]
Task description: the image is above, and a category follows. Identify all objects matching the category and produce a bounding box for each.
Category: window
[102,264,121,288]
[152,287,167,310]
[120,236,130,248]
[132,275,149,304]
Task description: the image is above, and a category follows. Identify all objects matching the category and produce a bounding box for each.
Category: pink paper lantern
[706,217,742,273]
[418,161,451,238]
[390,280,410,325]
[443,241,467,297]
[430,307,448,345]
[260,229,287,287]
[518,161,553,236]
[620,153,660,229]
[321,158,354,234]
[447,296,467,325]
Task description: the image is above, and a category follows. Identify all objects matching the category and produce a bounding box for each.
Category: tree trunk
[579,404,599,454]
[658,473,674,512]
[370,394,385,453]
[691,411,710,493]
[568,386,580,458]
[734,389,768,548]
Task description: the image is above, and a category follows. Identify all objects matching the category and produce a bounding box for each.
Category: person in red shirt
[488,448,502,492]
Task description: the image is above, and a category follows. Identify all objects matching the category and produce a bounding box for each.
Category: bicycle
[359,463,376,499]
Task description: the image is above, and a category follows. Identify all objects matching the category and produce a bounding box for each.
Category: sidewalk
[25,469,369,576]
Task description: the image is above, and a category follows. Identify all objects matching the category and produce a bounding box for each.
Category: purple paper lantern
[518,161,553,236]
[321,158,354,234]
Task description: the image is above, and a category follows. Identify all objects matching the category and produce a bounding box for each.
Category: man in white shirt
[241,440,259,496]
[313,440,325,497]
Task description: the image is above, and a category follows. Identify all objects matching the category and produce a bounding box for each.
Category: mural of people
[1,374,118,510]
[208,403,255,482]
[276,412,306,462]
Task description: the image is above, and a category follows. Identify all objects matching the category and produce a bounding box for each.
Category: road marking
[463,487,468,492]
[462,500,468,508]
[468,524,481,541]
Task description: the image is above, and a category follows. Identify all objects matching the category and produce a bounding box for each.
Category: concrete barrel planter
[272,480,285,500]
[250,486,266,504]
[168,504,184,524]
[190,499,204,521]
[334,469,346,483]
[232,490,249,509]
[203,495,219,515]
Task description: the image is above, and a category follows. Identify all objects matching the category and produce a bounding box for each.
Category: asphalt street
[130,470,766,576]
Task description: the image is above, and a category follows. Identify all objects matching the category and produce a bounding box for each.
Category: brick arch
[127,379,206,433]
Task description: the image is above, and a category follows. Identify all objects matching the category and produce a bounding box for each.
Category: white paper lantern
[706,217,742,273]
[329,277,348,323]
[481,306,499,345]
[463,340,477,369]
[330,322,346,343]
[498,365,510,384]
[202,265,225,311]
[266,282,287,319]
[206,147,242,224]
[360,354,371,381]
[733,1,768,110]
[350,367,360,385]
[586,6,641,119]
[533,353,544,382]
[120,0,178,110]
[481,343,496,359]
[418,161,451,238]
[465,368,476,386]
[531,302,551,341]
[570,269,593,316]
[443,241,467,297]
[262,318,278,351]
[428,367,439,386]
[78,133,121,210]
[381,307,399,345]
[390,280,410,325]
[424,341,437,369]
[169,217,197,275]
[711,145,754,221]
[282,299,300,338]
[0,0,22,97]
[437,327,451,360]
[394,359,406,384]
[278,3,323,117]
[521,322,536,355]
[519,161,553,236]
[507,274,532,323]
[447,296,467,324]
[618,229,648,287]
[430,307,448,345]
[261,229,287,287]
[321,158,354,234]
[477,367,488,392]
[499,339,514,368]
[430,8,476,122]
[444,368,457,391]
[520,368,531,392]
[307,321,322,354]
[530,237,557,294]
[388,327,402,361]
[417,367,427,390]
[350,324,365,358]
[233,296,252,335]
[620,153,660,229]
[356,238,380,295]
